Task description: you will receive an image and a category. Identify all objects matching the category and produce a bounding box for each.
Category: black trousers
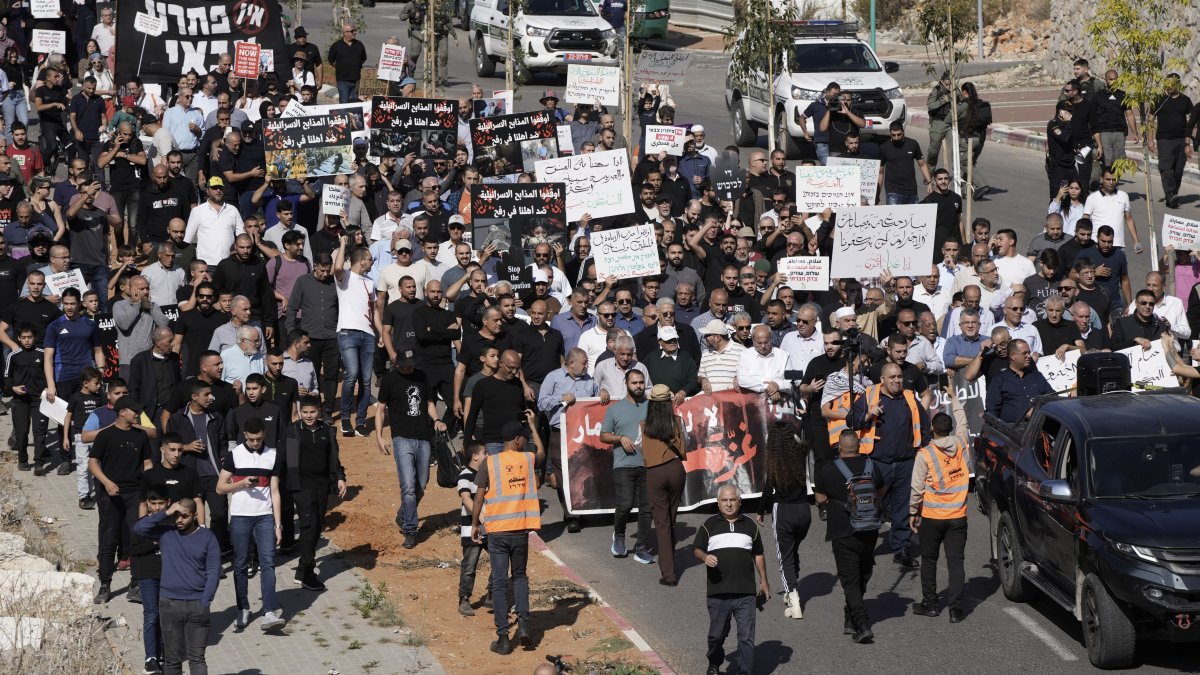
[1158,137,1188,199]
[706,594,756,673]
[771,501,812,593]
[292,488,329,574]
[425,364,456,425]
[1046,162,1077,200]
[159,597,210,675]
[96,491,141,583]
[459,542,486,600]
[40,120,72,168]
[613,466,651,551]
[832,531,878,627]
[919,516,968,609]
[307,337,342,412]
[199,474,231,552]
[12,394,48,465]
[805,422,834,484]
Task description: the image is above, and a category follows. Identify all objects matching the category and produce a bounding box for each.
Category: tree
[722,0,802,152]
[1086,0,1189,269]
[916,0,975,200]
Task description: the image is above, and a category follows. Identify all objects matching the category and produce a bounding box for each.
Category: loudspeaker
[1076,351,1131,396]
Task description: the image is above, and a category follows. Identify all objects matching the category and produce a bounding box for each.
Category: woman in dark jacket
[757,421,812,620]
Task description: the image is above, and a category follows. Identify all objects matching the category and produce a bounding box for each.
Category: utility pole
[505,0,515,91]
[622,0,633,147]
[426,1,436,95]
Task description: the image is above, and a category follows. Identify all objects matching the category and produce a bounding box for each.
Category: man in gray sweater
[113,275,171,381]
[285,252,341,420]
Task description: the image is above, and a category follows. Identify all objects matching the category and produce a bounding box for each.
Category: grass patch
[401,630,426,647]
[348,640,364,650]
[351,580,405,628]
[588,636,636,654]
[363,661,380,672]
[569,656,659,674]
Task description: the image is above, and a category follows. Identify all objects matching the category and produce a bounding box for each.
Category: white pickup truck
[725,21,908,157]
[470,0,619,79]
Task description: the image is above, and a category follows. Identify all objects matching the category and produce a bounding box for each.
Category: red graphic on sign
[232,0,270,35]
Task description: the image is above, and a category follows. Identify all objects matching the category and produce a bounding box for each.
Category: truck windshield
[525,0,598,16]
[792,43,881,73]
[1089,436,1200,498]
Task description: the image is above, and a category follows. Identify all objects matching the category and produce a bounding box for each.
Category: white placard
[591,224,661,280]
[31,0,58,19]
[1036,349,1081,395]
[1118,342,1177,389]
[797,165,861,212]
[556,125,573,156]
[831,204,937,278]
[321,184,350,216]
[777,256,829,291]
[564,65,621,107]
[645,125,686,156]
[40,391,68,426]
[30,29,67,55]
[377,44,407,82]
[46,269,88,297]
[827,156,880,205]
[632,50,693,84]
[534,149,634,222]
[492,90,513,112]
[280,98,307,118]
[1162,214,1200,250]
[133,12,167,36]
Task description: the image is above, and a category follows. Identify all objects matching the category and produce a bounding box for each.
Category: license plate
[863,120,875,127]
[562,52,593,61]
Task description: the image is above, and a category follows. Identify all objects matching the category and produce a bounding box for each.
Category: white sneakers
[783,590,803,619]
[260,610,287,632]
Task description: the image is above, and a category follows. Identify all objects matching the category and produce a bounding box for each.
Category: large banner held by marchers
[116,0,289,83]
[561,391,795,515]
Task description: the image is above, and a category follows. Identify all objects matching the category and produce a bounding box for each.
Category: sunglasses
[1137,300,1155,306]
[598,312,616,318]
[1007,306,1025,311]
[899,320,917,326]
[197,294,215,299]
[1058,286,1075,291]
[734,325,751,330]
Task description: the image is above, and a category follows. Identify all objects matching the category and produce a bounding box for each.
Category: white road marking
[624,629,652,652]
[539,547,565,566]
[1003,606,1080,661]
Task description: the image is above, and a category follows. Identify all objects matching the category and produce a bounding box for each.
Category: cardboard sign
[632,50,692,84]
[534,149,635,222]
[1118,342,1177,389]
[1036,349,1081,395]
[133,11,167,36]
[233,41,261,78]
[565,64,621,107]
[645,125,686,156]
[30,29,67,55]
[591,224,661,280]
[831,204,937,278]
[1162,213,1200,250]
[280,98,306,118]
[377,44,407,82]
[827,156,880,205]
[31,0,59,20]
[797,165,861,212]
[46,269,88,297]
[556,125,573,156]
[321,183,350,216]
[777,256,829,292]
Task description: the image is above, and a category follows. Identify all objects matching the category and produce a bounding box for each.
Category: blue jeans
[336,80,359,103]
[485,442,506,456]
[337,329,375,425]
[1,90,28,141]
[76,263,111,311]
[230,514,278,612]
[392,437,430,535]
[873,457,917,554]
[139,578,163,660]
[488,532,530,634]
[815,142,830,165]
[885,192,920,205]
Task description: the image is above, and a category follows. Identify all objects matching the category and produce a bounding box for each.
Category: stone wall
[1047,1,1200,99]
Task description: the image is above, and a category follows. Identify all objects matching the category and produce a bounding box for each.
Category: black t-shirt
[68,391,103,436]
[171,308,230,376]
[90,425,151,491]
[0,254,27,306]
[801,355,843,427]
[1092,89,1130,133]
[34,83,67,125]
[264,374,298,422]
[826,108,862,154]
[1153,94,1193,139]
[384,298,420,357]
[878,137,924,196]
[1034,319,1083,353]
[141,464,203,502]
[7,297,62,348]
[226,401,283,448]
[165,377,237,418]
[140,183,192,243]
[922,190,963,254]
[67,204,110,267]
[106,137,146,192]
[691,514,764,596]
[458,329,512,379]
[295,421,334,490]
[815,455,884,541]
[513,325,565,383]
[378,369,433,441]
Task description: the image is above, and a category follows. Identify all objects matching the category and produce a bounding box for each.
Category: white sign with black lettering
[564,65,621,106]
[31,0,59,19]
[534,149,634,222]
[797,165,861,212]
[591,224,661,280]
[46,269,89,297]
[831,204,937,278]
[632,50,692,84]
[645,125,686,156]
[1162,213,1200,249]
[30,29,67,55]
[1036,349,1081,395]
[133,12,167,36]
[777,256,829,291]
[322,184,350,216]
[827,156,880,205]
[1118,342,1176,389]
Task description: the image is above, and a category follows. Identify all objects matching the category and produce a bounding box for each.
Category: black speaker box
[1076,351,1131,396]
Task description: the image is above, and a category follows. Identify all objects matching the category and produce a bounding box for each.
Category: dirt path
[323,433,651,673]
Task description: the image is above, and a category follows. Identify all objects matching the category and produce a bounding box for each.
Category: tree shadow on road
[752,639,795,674]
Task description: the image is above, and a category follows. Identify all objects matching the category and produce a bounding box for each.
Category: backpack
[976,100,993,130]
[434,431,462,489]
[834,457,882,532]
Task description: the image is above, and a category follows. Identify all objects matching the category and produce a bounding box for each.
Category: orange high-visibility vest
[858,384,923,455]
[827,390,858,448]
[480,450,541,533]
[919,440,970,519]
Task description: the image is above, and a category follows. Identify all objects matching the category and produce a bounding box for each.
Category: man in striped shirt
[697,319,744,394]
[457,442,488,616]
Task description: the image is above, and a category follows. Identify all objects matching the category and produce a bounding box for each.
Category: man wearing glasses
[220,326,266,398]
[984,339,1051,425]
[999,296,1042,358]
[328,23,367,103]
[161,88,204,182]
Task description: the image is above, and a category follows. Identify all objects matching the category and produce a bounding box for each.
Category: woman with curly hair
[642,384,687,586]
[757,421,812,619]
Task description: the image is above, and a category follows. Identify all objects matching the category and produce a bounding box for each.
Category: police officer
[1046,106,1076,199]
[909,384,969,623]
[926,72,954,168]
[399,0,450,88]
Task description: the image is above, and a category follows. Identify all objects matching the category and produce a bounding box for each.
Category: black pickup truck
[975,391,1200,669]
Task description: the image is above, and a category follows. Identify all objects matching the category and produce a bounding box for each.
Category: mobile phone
[1059,180,1068,189]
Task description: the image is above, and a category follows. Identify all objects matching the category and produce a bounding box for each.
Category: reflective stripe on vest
[827,390,875,453]
[860,384,922,454]
[480,451,542,533]
[919,441,969,519]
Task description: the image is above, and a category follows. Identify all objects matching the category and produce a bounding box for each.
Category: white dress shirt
[912,285,951,321]
[907,334,946,374]
[779,330,822,375]
[184,200,245,265]
[737,347,795,394]
[1003,321,1043,355]
[1125,294,1190,340]
[578,326,628,375]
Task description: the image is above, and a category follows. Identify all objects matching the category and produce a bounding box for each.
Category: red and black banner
[470,110,558,178]
[369,97,457,131]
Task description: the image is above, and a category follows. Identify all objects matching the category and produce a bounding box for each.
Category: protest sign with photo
[591,224,661,280]
[470,183,567,253]
[232,41,261,78]
[561,391,792,515]
[30,29,67,54]
[1118,342,1176,389]
[370,97,456,131]
[262,113,360,179]
[492,90,513,112]
[831,204,937,278]
[565,65,621,106]
[472,98,508,119]
[534,149,634,222]
[1037,350,1081,394]
[556,125,573,156]
[46,269,88,297]
[321,184,350,216]
[645,125,686,156]
[471,110,558,178]
[31,0,59,20]
[827,157,880,205]
[777,256,829,291]
[1162,214,1200,250]
[797,165,861,212]
[116,0,288,84]
[377,44,407,82]
[632,50,692,84]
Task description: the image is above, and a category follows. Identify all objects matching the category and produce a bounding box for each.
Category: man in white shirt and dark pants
[333,236,383,437]
[738,325,795,403]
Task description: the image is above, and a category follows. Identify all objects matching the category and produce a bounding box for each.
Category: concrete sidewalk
[0,413,443,675]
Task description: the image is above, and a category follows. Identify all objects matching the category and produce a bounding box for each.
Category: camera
[832,326,864,351]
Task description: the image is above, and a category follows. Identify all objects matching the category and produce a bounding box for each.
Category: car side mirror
[884,61,899,74]
[1038,479,1074,503]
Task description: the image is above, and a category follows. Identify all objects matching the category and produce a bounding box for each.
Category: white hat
[658,325,680,341]
[691,124,705,134]
[833,307,856,320]
[448,214,466,226]
[532,268,549,284]
[700,319,729,336]
[395,239,414,252]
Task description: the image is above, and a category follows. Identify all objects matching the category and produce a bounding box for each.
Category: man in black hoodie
[285,253,341,421]
[284,396,346,590]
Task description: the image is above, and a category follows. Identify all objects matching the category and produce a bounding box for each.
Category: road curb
[529,533,678,674]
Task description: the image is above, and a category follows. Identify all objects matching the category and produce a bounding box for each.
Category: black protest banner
[95,312,120,380]
[713,151,744,201]
[115,0,288,84]
[470,110,558,178]
[469,182,566,254]
[263,114,357,179]
[370,97,457,131]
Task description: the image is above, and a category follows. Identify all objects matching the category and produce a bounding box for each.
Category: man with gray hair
[220,324,266,394]
[636,297,702,361]
[209,295,264,355]
[594,336,651,401]
[1034,294,1086,359]
[780,302,823,373]
[537,347,598,533]
[113,275,170,381]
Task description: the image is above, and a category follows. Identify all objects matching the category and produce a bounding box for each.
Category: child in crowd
[458,442,490,616]
[7,323,49,473]
[129,485,168,675]
[64,367,105,509]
